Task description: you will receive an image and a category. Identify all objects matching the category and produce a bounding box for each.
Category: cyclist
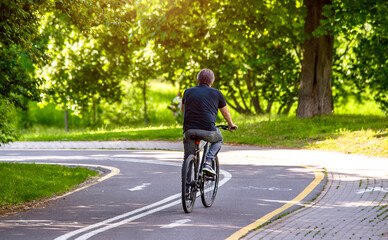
[181,68,237,175]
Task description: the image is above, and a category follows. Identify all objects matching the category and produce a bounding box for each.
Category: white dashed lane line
[53,157,232,240]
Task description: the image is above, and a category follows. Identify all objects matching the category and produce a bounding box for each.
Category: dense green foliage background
[1,0,387,145]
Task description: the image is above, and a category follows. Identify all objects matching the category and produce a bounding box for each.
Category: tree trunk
[297,0,334,118]
[246,70,264,114]
[65,109,69,133]
[266,101,272,114]
[143,79,148,127]
[283,101,294,115]
[229,93,252,115]
[92,99,96,124]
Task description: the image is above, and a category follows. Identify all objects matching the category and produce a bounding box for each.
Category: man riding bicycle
[181,68,238,176]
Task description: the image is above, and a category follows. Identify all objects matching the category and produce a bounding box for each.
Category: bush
[0,99,18,146]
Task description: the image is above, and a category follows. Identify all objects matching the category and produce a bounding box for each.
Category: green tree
[39,22,122,129]
[0,0,129,140]
[208,0,303,115]
[142,0,387,117]
[142,0,303,115]
[330,0,388,113]
[127,42,161,126]
[38,2,134,130]
[297,0,388,117]
[0,99,18,145]
[0,0,47,144]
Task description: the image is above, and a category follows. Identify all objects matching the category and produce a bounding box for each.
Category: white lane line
[108,157,181,167]
[128,183,151,191]
[56,169,232,240]
[356,187,388,194]
[0,156,90,161]
[75,200,181,240]
[229,186,293,191]
[54,193,180,240]
[161,219,192,229]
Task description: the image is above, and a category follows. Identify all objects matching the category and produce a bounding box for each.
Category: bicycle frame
[193,140,210,190]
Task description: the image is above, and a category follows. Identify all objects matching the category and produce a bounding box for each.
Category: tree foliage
[0,0,130,139]
[142,0,305,115]
[36,1,138,125]
[329,0,388,113]
[2,0,387,141]
[27,0,388,119]
[0,0,48,144]
[0,0,47,108]
[211,0,304,115]
[39,14,122,121]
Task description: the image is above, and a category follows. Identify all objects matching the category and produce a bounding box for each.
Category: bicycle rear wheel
[182,154,197,213]
[201,156,219,207]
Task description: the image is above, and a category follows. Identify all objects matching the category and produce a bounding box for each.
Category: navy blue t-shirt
[182,85,226,132]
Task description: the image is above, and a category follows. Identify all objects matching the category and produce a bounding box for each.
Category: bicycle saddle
[190,135,203,141]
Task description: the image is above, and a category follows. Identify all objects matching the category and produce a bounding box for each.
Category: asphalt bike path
[1,141,388,239]
[0,147,322,240]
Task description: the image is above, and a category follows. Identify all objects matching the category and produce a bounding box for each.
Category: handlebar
[216,125,237,131]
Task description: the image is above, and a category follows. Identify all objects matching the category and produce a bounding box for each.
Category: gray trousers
[183,128,223,162]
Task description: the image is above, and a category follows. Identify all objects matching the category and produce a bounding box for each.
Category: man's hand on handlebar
[216,124,237,131]
[228,124,238,132]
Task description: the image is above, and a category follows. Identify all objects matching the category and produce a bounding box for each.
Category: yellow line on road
[226,165,324,240]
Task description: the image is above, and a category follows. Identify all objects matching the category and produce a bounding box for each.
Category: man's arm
[219,106,238,131]
[181,103,184,115]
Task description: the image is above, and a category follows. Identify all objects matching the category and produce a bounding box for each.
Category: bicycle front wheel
[182,154,197,213]
[201,156,219,207]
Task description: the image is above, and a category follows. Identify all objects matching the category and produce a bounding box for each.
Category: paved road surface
[0,149,323,240]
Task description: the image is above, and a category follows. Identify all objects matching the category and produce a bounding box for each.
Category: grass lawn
[224,114,388,157]
[0,163,98,208]
[20,126,183,142]
[19,114,388,158]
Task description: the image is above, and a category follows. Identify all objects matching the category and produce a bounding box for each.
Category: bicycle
[181,125,235,213]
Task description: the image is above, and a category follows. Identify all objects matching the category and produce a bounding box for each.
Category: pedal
[204,175,215,181]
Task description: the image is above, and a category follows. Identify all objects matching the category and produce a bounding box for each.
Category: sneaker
[203,162,216,176]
